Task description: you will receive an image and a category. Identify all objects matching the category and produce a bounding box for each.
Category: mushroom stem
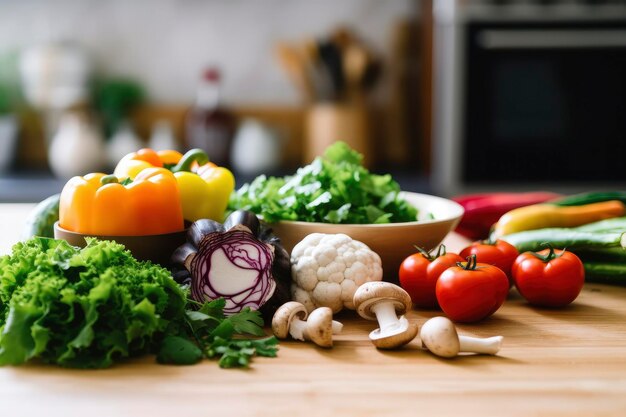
[458,335,503,355]
[289,317,308,341]
[371,302,401,330]
[332,320,343,334]
[289,317,343,342]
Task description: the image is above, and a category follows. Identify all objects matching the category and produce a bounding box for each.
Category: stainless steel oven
[432,1,626,195]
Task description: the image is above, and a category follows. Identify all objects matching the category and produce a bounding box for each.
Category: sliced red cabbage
[171,210,292,318]
[190,229,276,314]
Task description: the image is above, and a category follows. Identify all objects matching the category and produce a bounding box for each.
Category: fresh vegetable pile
[229,141,418,224]
[397,191,626,328]
[0,237,186,368]
[481,192,626,284]
[13,139,626,371]
[451,191,626,286]
[0,237,277,369]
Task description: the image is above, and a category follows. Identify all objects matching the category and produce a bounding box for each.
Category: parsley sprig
[157,299,278,368]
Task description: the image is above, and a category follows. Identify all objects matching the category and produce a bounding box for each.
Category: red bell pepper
[452,192,562,240]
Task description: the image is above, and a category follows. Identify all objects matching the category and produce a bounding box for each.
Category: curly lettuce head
[0,237,185,368]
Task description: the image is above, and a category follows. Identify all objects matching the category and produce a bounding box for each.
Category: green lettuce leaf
[0,237,186,368]
[229,141,418,224]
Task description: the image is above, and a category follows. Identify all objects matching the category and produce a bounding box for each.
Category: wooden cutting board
[1,285,625,417]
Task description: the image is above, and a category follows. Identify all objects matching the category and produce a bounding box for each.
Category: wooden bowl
[53,222,188,267]
[268,192,464,282]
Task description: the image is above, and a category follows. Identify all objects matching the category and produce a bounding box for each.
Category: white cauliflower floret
[290,233,383,313]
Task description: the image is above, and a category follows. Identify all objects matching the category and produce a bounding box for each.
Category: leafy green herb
[156,336,203,365]
[208,336,278,368]
[159,299,278,368]
[0,237,186,368]
[229,141,418,224]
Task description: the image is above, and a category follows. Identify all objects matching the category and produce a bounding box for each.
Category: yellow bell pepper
[59,167,185,236]
[114,148,235,222]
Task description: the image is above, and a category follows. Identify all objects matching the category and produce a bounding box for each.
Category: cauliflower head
[290,233,383,313]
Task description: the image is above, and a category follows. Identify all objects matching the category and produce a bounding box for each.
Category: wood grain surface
[1,204,626,417]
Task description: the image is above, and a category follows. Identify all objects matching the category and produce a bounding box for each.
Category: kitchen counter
[0,173,67,203]
[1,204,625,416]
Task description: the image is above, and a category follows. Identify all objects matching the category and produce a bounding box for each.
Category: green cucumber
[501,229,625,253]
[576,247,626,263]
[553,191,626,207]
[584,262,626,285]
[574,217,626,233]
[21,193,60,240]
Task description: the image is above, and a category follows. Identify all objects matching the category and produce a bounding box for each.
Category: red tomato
[399,247,464,309]
[512,247,584,307]
[436,255,509,323]
[460,239,519,284]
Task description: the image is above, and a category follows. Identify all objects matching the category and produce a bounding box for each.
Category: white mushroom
[352,282,419,349]
[420,316,503,358]
[271,301,343,348]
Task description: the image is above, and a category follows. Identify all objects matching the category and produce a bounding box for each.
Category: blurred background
[0,0,625,202]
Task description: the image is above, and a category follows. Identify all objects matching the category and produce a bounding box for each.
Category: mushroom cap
[420,316,460,358]
[271,301,308,339]
[306,307,334,348]
[369,316,419,349]
[353,282,413,321]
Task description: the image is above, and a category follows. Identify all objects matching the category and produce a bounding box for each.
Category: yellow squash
[493,200,626,237]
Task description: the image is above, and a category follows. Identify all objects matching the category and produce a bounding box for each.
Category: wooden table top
[1,204,625,417]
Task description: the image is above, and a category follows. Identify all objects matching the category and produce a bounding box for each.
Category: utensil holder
[304,103,372,167]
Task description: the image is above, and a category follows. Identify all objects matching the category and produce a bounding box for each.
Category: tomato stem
[413,245,432,260]
[413,245,447,261]
[457,254,478,270]
[530,242,564,263]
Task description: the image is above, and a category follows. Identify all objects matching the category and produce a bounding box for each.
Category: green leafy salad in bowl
[229,141,418,224]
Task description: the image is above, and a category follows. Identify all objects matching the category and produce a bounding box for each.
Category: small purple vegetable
[171,210,291,317]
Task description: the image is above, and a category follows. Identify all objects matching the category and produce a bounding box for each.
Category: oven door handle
[477,29,626,49]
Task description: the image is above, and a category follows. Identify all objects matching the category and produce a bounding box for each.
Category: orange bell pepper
[113,148,170,179]
[59,167,184,236]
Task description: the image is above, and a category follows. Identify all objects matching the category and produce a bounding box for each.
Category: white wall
[0,0,416,105]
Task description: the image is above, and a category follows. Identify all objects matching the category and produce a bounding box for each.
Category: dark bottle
[185,68,235,167]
